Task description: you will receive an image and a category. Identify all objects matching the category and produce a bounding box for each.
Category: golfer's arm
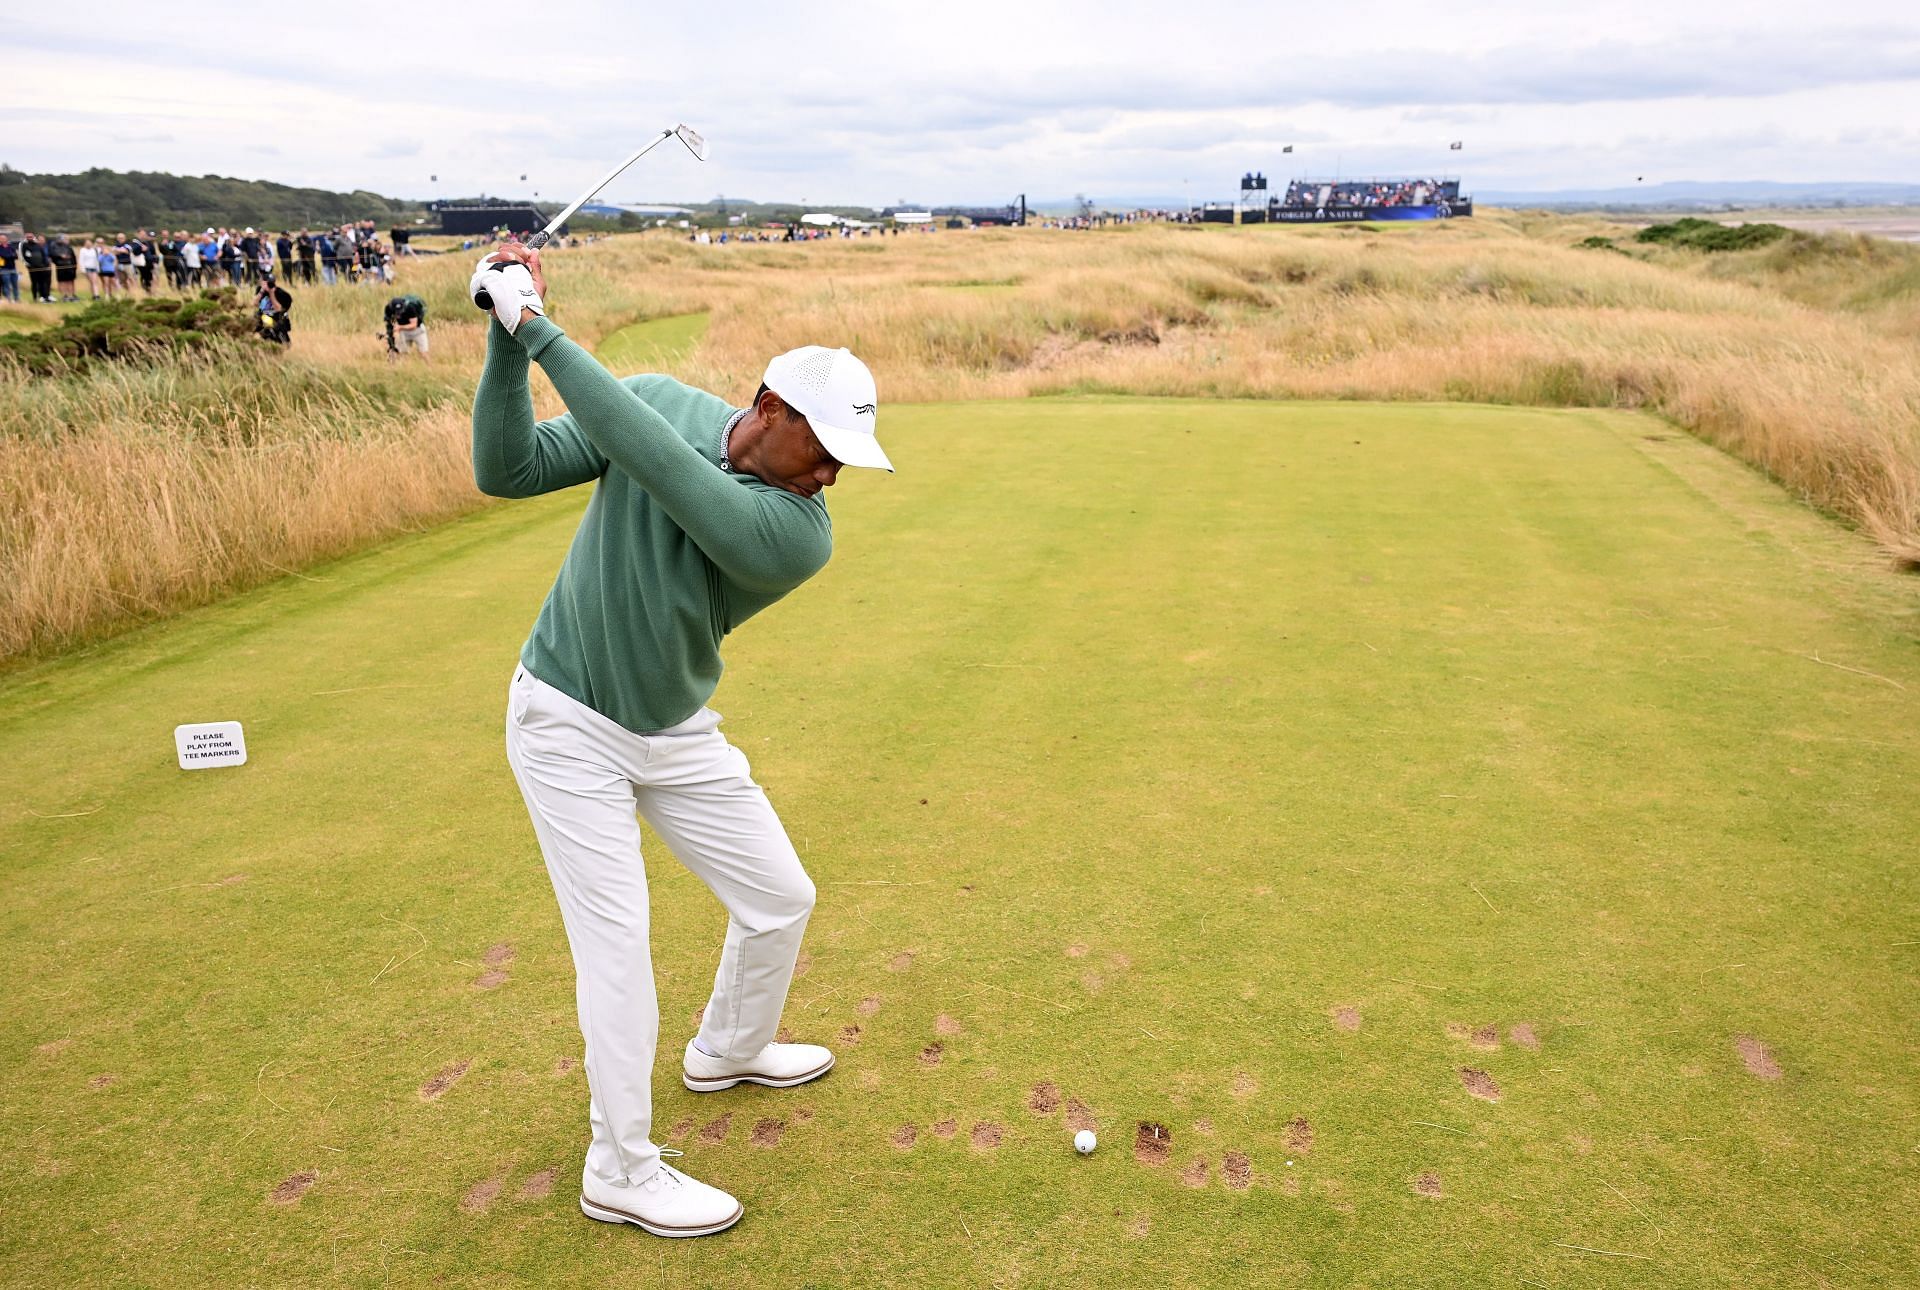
[517,318,831,592]
[472,320,606,497]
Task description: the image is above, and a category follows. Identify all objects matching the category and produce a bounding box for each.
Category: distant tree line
[0,165,420,234]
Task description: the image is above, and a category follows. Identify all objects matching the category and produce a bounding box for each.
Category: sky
[6,0,1917,207]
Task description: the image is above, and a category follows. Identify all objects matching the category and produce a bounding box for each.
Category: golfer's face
[764,409,841,499]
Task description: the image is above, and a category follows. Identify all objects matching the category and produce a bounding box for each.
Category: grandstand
[1271,177,1473,222]
[431,199,546,236]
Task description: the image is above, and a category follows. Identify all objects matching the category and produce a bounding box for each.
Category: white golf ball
[1074,1130,1097,1155]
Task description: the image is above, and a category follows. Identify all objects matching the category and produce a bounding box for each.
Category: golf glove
[469,254,544,335]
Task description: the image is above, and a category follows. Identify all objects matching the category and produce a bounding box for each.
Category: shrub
[0,289,272,375]
[1635,218,1792,252]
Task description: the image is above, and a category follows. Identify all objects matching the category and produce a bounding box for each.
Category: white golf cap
[762,346,892,471]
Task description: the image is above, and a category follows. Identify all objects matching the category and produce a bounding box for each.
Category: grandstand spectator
[276,232,295,281]
[295,231,315,283]
[178,233,200,288]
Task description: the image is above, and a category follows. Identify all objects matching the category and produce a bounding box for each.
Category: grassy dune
[3,213,1918,663]
[3,399,1915,1285]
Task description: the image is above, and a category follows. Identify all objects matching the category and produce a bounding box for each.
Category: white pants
[504,665,815,1186]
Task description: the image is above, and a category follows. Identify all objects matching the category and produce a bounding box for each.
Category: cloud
[3,5,1917,203]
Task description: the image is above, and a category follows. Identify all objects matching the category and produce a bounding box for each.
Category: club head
[675,125,708,162]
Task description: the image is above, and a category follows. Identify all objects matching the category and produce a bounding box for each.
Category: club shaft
[526,130,674,249]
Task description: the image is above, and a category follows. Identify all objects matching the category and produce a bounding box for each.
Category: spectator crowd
[1278,179,1461,210]
[0,220,414,304]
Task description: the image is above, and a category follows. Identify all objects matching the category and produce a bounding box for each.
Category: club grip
[526,230,552,251]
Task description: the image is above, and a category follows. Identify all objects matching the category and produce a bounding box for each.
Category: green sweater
[472,315,833,733]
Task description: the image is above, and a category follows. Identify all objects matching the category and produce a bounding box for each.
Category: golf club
[472,124,707,312]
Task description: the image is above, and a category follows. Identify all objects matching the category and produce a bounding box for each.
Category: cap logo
[852,403,876,416]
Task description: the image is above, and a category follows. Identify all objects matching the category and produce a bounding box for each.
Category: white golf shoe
[682,1038,835,1092]
[579,1151,742,1238]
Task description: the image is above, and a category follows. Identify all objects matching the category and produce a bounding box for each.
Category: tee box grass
[1,399,1916,1285]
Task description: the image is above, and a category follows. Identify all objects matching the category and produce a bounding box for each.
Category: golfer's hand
[488,245,547,322]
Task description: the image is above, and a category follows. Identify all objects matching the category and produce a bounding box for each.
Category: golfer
[470,243,891,1238]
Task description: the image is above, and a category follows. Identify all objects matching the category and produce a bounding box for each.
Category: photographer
[255,277,293,345]
[383,293,428,362]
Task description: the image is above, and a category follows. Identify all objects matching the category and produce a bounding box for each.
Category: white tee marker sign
[175,721,248,769]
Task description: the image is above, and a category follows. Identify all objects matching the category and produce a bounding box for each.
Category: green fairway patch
[596,310,708,376]
[2,399,1916,1285]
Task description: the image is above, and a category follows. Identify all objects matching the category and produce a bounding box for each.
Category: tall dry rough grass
[0,341,492,660]
[4,211,1917,663]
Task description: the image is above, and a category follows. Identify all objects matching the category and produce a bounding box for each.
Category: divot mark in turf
[838,1024,862,1046]
[935,1014,962,1036]
[1509,1022,1540,1051]
[1446,1022,1500,1051]
[460,1173,505,1214]
[419,1059,472,1101]
[970,1122,1004,1151]
[793,1107,814,1125]
[750,1117,786,1148]
[518,1167,556,1200]
[218,874,248,886]
[690,1004,706,1027]
[269,1170,317,1206]
[1134,1122,1172,1165]
[554,1056,577,1076]
[698,1113,732,1144]
[1126,1214,1151,1238]
[1459,1068,1501,1101]
[1223,1151,1252,1190]
[1331,1006,1362,1033]
[919,1042,944,1067]
[1192,1117,1214,1136]
[474,941,516,990]
[891,1124,918,1150]
[857,995,883,1016]
[1285,1117,1314,1154]
[931,1118,958,1140]
[888,951,915,972]
[1108,952,1132,971]
[1066,1097,1097,1132]
[1027,1082,1060,1115]
[1065,942,1089,958]
[1179,1158,1211,1188]
[776,1027,795,1043]
[667,1116,694,1141]
[35,1039,73,1058]
[87,1073,117,1090]
[793,950,812,979]
[1079,972,1106,993]
[1736,1034,1782,1080]
[1230,1072,1258,1099]
[1412,1171,1444,1198]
